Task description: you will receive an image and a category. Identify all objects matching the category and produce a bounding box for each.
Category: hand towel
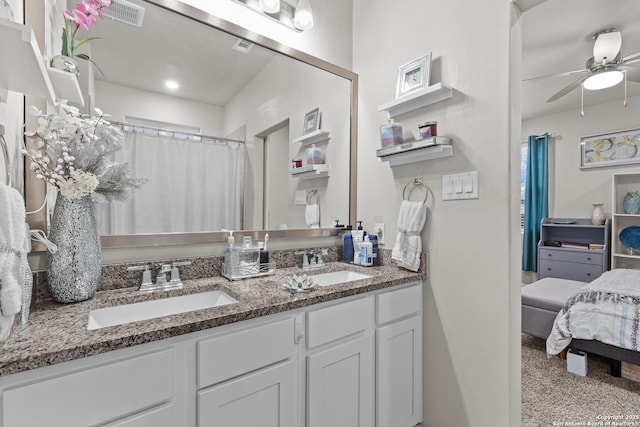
[0,181,32,341]
[391,200,427,272]
[305,203,320,228]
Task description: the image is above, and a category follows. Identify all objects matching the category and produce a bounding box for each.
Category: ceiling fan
[525,28,640,103]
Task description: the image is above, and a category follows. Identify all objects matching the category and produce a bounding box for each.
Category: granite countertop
[0,262,424,377]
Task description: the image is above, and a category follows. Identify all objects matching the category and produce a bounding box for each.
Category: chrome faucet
[294,250,326,270]
[128,261,192,291]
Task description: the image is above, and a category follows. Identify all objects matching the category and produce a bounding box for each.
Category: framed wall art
[303,107,320,134]
[580,129,640,169]
[396,53,431,99]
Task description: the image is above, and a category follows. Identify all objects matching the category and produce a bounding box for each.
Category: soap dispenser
[343,229,353,263]
[352,221,364,265]
[360,235,373,266]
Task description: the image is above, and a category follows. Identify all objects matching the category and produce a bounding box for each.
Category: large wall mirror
[29,0,357,248]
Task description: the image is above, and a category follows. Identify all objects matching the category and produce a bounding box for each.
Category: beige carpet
[522,334,640,427]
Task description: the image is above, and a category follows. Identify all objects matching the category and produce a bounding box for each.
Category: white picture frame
[303,107,320,134]
[396,53,431,99]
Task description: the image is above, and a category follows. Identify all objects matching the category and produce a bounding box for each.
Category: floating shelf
[47,67,84,106]
[290,164,329,180]
[292,129,330,146]
[0,19,55,104]
[377,137,452,166]
[377,83,453,117]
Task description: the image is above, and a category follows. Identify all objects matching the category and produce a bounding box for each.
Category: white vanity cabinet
[0,345,184,427]
[0,280,423,427]
[375,284,423,427]
[305,296,375,427]
[196,317,298,427]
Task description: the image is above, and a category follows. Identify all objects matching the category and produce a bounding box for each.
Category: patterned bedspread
[546,268,640,357]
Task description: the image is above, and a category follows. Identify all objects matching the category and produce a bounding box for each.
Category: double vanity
[0,255,424,427]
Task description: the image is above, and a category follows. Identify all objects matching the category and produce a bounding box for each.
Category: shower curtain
[97,131,245,235]
[522,133,549,272]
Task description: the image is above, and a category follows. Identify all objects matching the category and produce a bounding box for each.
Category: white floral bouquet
[22,102,145,201]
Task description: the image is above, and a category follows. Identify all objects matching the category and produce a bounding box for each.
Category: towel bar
[403,177,429,203]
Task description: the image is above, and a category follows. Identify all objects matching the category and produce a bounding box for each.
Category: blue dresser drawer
[539,248,602,265]
[538,259,603,282]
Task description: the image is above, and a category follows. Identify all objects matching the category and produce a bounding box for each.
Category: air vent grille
[102,0,146,27]
[232,39,254,54]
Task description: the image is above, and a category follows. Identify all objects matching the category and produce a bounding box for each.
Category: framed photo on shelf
[580,128,640,169]
[395,53,431,99]
[303,107,320,134]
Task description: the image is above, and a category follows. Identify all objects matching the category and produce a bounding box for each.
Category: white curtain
[96,131,245,235]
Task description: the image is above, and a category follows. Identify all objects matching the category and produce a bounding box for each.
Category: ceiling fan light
[583,70,624,90]
[258,0,280,14]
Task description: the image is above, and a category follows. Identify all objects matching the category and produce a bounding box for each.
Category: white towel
[305,203,320,228]
[0,181,32,341]
[391,200,427,272]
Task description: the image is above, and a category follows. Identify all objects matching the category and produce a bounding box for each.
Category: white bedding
[546,268,640,357]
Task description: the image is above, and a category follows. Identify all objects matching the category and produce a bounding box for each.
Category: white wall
[177,0,352,69]
[94,80,224,136]
[522,94,640,219]
[353,0,518,426]
[0,0,25,194]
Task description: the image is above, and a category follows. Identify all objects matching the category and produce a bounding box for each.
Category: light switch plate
[294,190,307,205]
[442,171,479,200]
[373,222,385,244]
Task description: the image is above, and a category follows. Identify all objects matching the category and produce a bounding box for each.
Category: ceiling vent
[102,0,146,27]
[232,39,254,54]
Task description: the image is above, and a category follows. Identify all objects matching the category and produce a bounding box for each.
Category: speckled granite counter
[0,261,424,377]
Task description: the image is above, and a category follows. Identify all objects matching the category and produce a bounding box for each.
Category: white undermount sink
[87,290,238,330]
[309,270,373,287]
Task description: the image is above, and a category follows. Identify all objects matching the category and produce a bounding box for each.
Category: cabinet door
[307,335,374,427]
[377,316,422,427]
[198,360,296,427]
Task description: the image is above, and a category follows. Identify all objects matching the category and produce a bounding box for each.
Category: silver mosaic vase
[46,193,101,303]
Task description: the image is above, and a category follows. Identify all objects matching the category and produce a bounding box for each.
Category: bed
[522,270,640,375]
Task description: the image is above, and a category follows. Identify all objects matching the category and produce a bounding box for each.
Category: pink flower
[64,8,89,30]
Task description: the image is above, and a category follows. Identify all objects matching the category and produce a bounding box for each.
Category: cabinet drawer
[539,248,602,265]
[538,260,603,282]
[376,283,421,325]
[106,404,175,427]
[197,317,295,389]
[306,296,374,349]
[2,348,174,427]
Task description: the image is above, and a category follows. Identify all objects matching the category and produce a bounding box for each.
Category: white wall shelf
[0,19,55,104]
[377,83,454,117]
[290,164,329,180]
[377,137,452,167]
[47,67,84,106]
[292,129,330,146]
[612,172,640,269]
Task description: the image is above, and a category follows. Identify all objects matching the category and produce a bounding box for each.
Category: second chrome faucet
[128,261,192,291]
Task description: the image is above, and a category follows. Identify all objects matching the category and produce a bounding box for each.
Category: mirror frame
[26,0,358,249]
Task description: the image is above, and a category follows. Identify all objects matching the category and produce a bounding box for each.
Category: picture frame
[303,107,320,134]
[395,53,431,99]
[580,128,640,169]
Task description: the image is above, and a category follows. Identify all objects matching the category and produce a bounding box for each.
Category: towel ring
[307,189,319,204]
[403,178,429,204]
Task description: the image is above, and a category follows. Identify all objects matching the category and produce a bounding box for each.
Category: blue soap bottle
[343,230,354,262]
[369,234,380,266]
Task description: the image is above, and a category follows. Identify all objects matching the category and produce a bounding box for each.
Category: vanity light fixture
[164,80,179,90]
[293,0,313,30]
[233,0,314,32]
[258,0,280,14]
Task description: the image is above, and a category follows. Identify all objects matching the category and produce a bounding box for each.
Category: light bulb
[164,80,179,90]
[294,0,313,30]
[583,70,624,90]
[258,0,280,14]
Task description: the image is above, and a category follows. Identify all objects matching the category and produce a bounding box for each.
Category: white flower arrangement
[22,102,145,201]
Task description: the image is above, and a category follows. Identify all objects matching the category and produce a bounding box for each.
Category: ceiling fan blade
[523,69,588,82]
[593,31,622,63]
[621,51,640,65]
[546,75,590,102]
